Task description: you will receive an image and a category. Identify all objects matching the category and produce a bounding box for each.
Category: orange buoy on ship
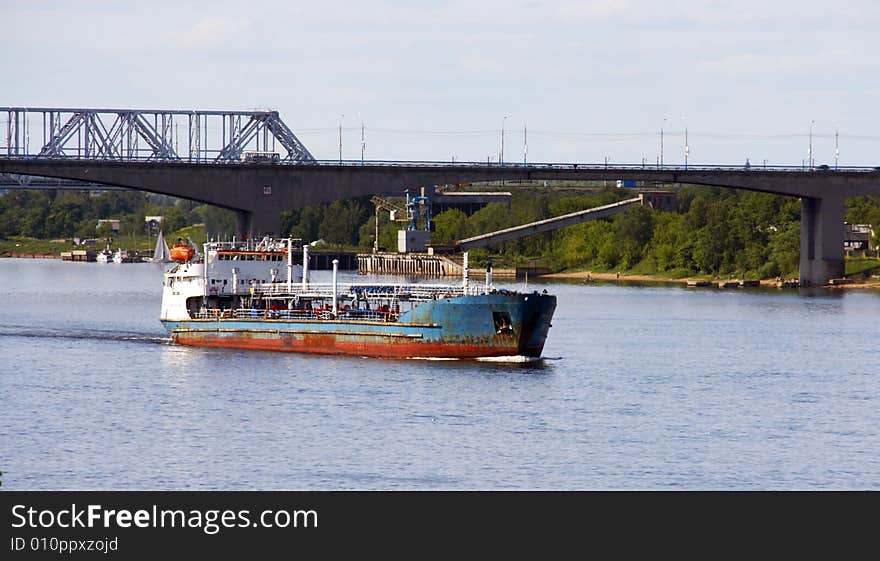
[170,239,195,263]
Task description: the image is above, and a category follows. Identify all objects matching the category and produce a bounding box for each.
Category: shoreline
[1,252,62,259]
[541,270,880,290]
[4,254,879,289]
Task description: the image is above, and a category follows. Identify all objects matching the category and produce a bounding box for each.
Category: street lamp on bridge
[834,123,840,170]
[500,115,508,167]
[659,117,667,168]
[682,116,689,170]
[808,119,815,168]
[339,113,344,163]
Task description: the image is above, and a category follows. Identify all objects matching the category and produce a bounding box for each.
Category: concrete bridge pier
[236,209,281,240]
[800,195,845,286]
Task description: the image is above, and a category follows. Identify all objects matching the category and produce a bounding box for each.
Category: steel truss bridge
[2,106,880,286]
[2,106,314,163]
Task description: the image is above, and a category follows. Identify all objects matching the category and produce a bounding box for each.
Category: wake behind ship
[160,238,556,359]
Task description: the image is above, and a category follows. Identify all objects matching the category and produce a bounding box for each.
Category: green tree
[612,205,654,269]
[319,200,370,245]
[291,205,324,243]
[432,209,469,244]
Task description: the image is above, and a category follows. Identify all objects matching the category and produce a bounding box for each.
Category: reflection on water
[1,259,878,490]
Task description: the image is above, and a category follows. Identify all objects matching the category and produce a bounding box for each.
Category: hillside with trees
[2,186,879,278]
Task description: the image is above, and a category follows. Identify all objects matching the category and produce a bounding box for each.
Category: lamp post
[834,125,839,170]
[682,117,689,170]
[660,117,667,168]
[500,115,508,166]
[361,120,365,166]
[808,119,814,168]
[523,123,528,165]
[338,113,344,163]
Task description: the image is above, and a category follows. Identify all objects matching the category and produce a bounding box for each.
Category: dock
[356,252,517,278]
[3,252,62,259]
[357,252,465,276]
[308,251,357,270]
[59,250,95,262]
[688,278,762,288]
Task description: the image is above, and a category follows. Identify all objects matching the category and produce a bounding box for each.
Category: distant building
[398,230,431,253]
[844,223,875,255]
[430,190,512,216]
[145,216,164,231]
[96,219,120,233]
[639,191,678,212]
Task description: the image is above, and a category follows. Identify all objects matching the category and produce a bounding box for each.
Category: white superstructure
[160,237,303,321]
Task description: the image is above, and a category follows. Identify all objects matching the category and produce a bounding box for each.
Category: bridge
[3,106,880,286]
[456,197,644,250]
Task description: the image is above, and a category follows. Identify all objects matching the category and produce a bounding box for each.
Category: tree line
[2,186,878,278]
[0,190,235,240]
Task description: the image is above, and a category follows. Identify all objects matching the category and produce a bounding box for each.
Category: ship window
[493,311,513,334]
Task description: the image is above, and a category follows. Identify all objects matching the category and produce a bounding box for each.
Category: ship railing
[193,307,400,322]
[204,238,302,253]
[249,282,487,300]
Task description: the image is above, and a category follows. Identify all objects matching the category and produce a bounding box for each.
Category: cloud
[170,17,253,49]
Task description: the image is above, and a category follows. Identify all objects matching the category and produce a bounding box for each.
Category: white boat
[145,230,173,263]
[96,245,113,263]
[112,248,130,263]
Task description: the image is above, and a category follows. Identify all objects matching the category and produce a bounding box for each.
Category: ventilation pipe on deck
[332,259,339,316]
[231,267,239,295]
[203,243,209,298]
[287,238,293,291]
[302,244,310,291]
[486,261,493,291]
[462,251,469,290]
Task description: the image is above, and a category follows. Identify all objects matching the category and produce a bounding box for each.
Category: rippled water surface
[1,259,878,489]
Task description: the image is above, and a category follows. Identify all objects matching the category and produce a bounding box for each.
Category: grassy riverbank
[543,257,880,289]
[0,225,207,257]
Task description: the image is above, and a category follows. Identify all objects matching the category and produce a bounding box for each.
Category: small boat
[112,248,129,263]
[95,244,113,263]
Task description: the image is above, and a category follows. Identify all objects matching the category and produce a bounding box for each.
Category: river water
[1,258,878,490]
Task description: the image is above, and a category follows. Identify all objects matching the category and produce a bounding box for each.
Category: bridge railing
[1,152,879,173]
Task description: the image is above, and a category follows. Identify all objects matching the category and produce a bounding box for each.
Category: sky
[3,0,880,165]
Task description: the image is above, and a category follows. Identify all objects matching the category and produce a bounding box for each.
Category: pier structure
[357,252,463,277]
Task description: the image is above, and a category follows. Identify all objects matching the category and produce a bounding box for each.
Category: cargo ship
[159,237,556,358]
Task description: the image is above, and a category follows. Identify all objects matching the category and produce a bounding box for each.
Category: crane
[370,195,409,254]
